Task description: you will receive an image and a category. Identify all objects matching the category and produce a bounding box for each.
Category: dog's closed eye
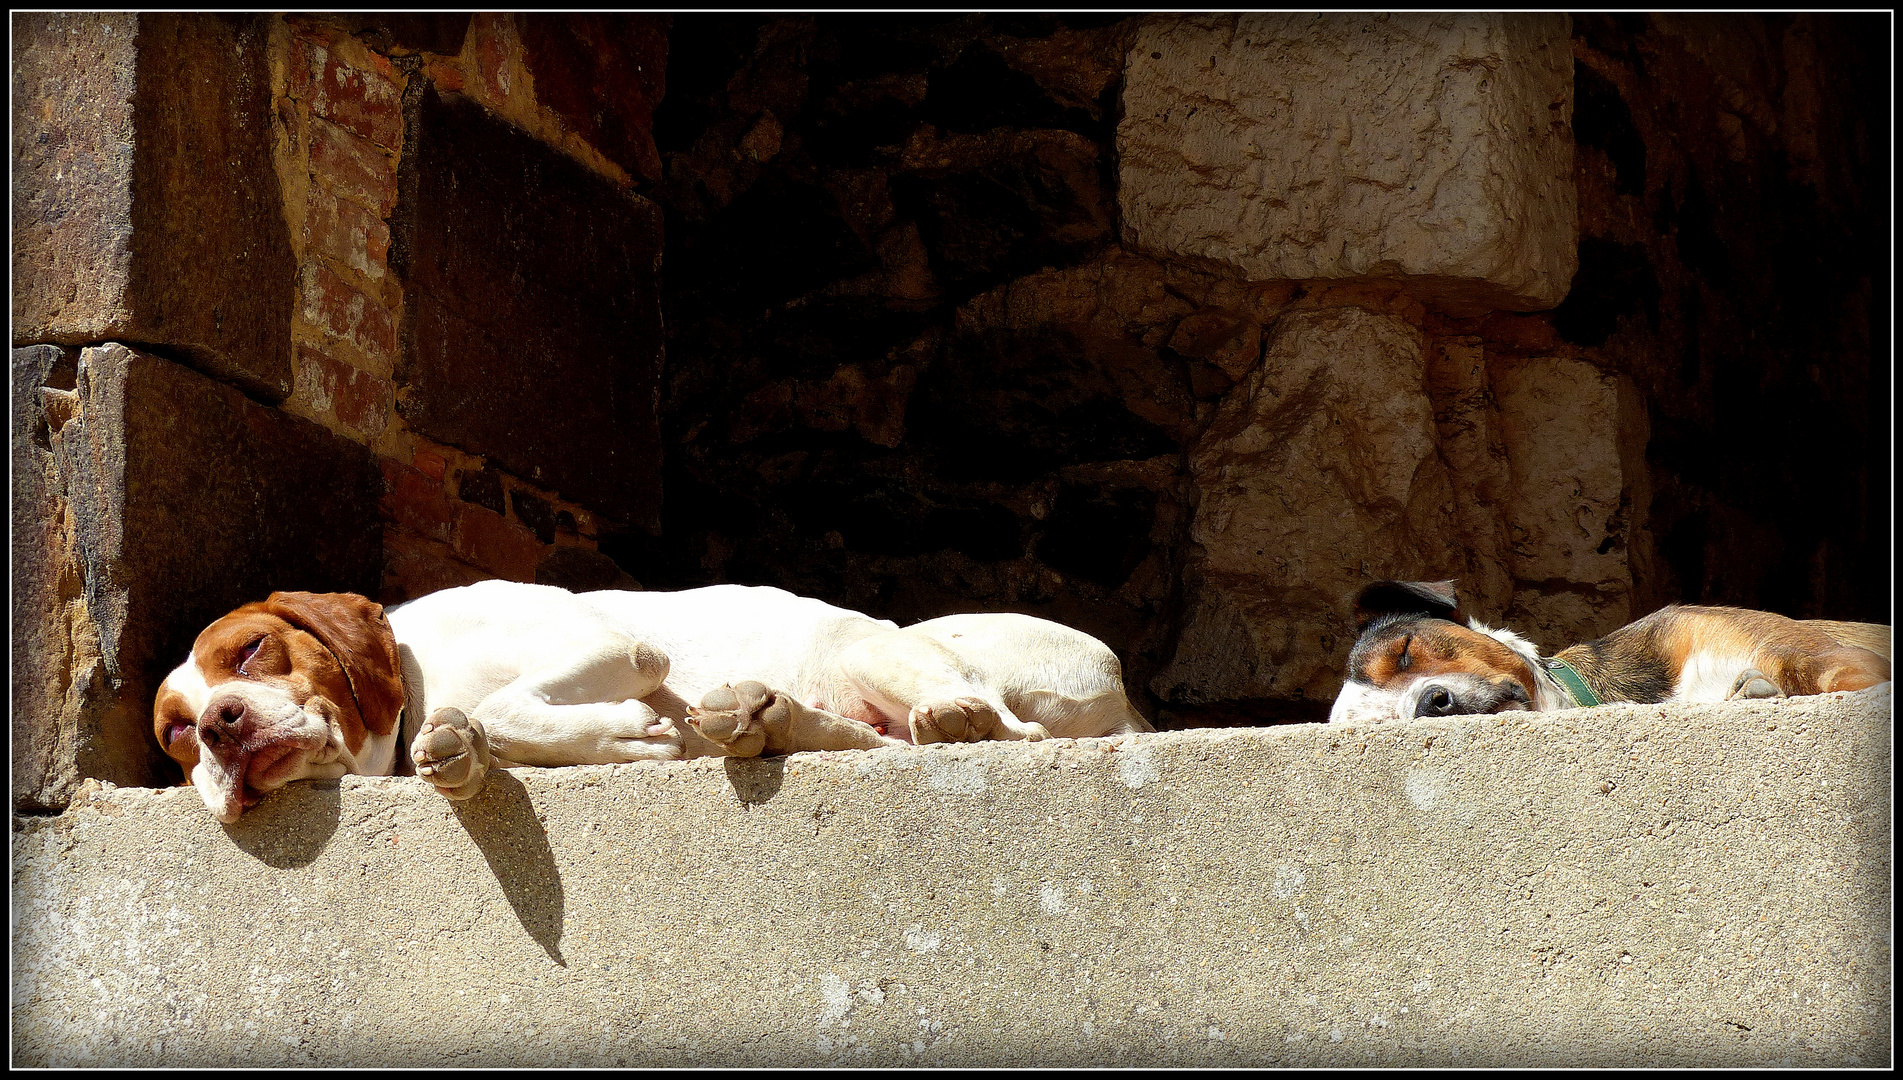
[235,636,265,676]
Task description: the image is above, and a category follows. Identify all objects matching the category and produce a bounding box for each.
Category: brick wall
[269,13,666,604]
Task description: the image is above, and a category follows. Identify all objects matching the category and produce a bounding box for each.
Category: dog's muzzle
[1405,674,1531,717]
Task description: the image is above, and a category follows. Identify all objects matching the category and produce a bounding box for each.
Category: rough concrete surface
[11,686,1891,1067]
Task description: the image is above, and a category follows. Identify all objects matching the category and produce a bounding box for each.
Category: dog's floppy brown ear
[1352,579,1460,631]
[262,591,405,736]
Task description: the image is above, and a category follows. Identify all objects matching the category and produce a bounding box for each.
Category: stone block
[11,14,296,401]
[1491,355,1638,642]
[1154,308,1466,710]
[516,13,670,185]
[13,344,383,809]
[1118,13,1577,312]
[396,86,664,529]
[12,345,82,810]
[9,688,1891,1066]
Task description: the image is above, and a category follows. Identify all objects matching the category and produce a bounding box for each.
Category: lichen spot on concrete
[817,973,852,1026]
[1271,864,1308,899]
[923,755,986,795]
[1404,768,1444,811]
[903,924,942,953]
[1040,881,1067,915]
[1116,744,1160,788]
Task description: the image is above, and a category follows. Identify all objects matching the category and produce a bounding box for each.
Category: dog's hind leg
[686,680,904,757]
[1740,644,1891,699]
[462,633,685,767]
[835,630,1050,745]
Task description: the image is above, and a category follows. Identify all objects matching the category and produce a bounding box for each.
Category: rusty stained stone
[396,86,663,530]
[515,13,670,185]
[11,13,296,402]
[16,344,382,806]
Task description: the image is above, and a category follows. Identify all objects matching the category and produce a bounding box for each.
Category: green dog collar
[1540,657,1602,708]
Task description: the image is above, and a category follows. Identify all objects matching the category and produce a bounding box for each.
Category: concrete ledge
[11,687,1891,1067]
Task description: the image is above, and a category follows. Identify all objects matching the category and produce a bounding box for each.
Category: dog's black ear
[1352,580,1459,631]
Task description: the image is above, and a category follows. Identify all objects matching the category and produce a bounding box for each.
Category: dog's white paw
[686,681,783,757]
[1727,665,1781,699]
[412,707,492,799]
[910,697,999,745]
[1728,668,1784,700]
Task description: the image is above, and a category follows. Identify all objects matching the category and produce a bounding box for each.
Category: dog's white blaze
[164,656,213,717]
[1467,618,1542,664]
[1329,679,1405,723]
[1668,649,1759,703]
[190,759,242,823]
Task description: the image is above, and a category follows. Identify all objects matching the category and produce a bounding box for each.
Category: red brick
[377,457,454,543]
[297,259,396,369]
[296,343,393,440]
[453,503,546,581]
[412,447,447,481]
[305,185,390,283]
[292,33,403,148]
[379,532,491,606]
[467,14,516,106]
[424,57,466,94]
[308,116,397,214]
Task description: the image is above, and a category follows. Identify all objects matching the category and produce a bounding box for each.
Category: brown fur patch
[1355,620,1539,703]
[151,686,199,773]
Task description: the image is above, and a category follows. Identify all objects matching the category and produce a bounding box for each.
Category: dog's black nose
[1415,685,1458,717]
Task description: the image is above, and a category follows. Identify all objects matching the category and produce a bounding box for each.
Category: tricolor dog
[153,580,1152,821]
[1330,579,1891,723]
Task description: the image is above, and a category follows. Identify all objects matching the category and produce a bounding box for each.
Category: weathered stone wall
[10,13,1890,804]
[639,12,1886,728]
[1119,14,1578,311]
[10,13,666,805]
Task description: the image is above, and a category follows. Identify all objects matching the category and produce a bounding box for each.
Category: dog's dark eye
[1396,639,1412,671]
[236,636,265,675]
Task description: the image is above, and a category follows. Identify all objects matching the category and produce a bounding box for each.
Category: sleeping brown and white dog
[1330,579,1891,723]
[153,580,1152,821]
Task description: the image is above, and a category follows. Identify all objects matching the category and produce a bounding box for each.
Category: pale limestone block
[1492,356,1629,586]
[1118,12,1577,311]
[1155,307,1465,705]
[1491,355,1635,640]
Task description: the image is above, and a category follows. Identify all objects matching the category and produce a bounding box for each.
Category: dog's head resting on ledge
[153,591,405,823]
[1330,579,1558,724]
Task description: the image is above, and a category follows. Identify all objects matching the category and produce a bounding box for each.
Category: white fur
[1328,678,1400,724]
[1666,649,1760,704]
[164,581,1152,818]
